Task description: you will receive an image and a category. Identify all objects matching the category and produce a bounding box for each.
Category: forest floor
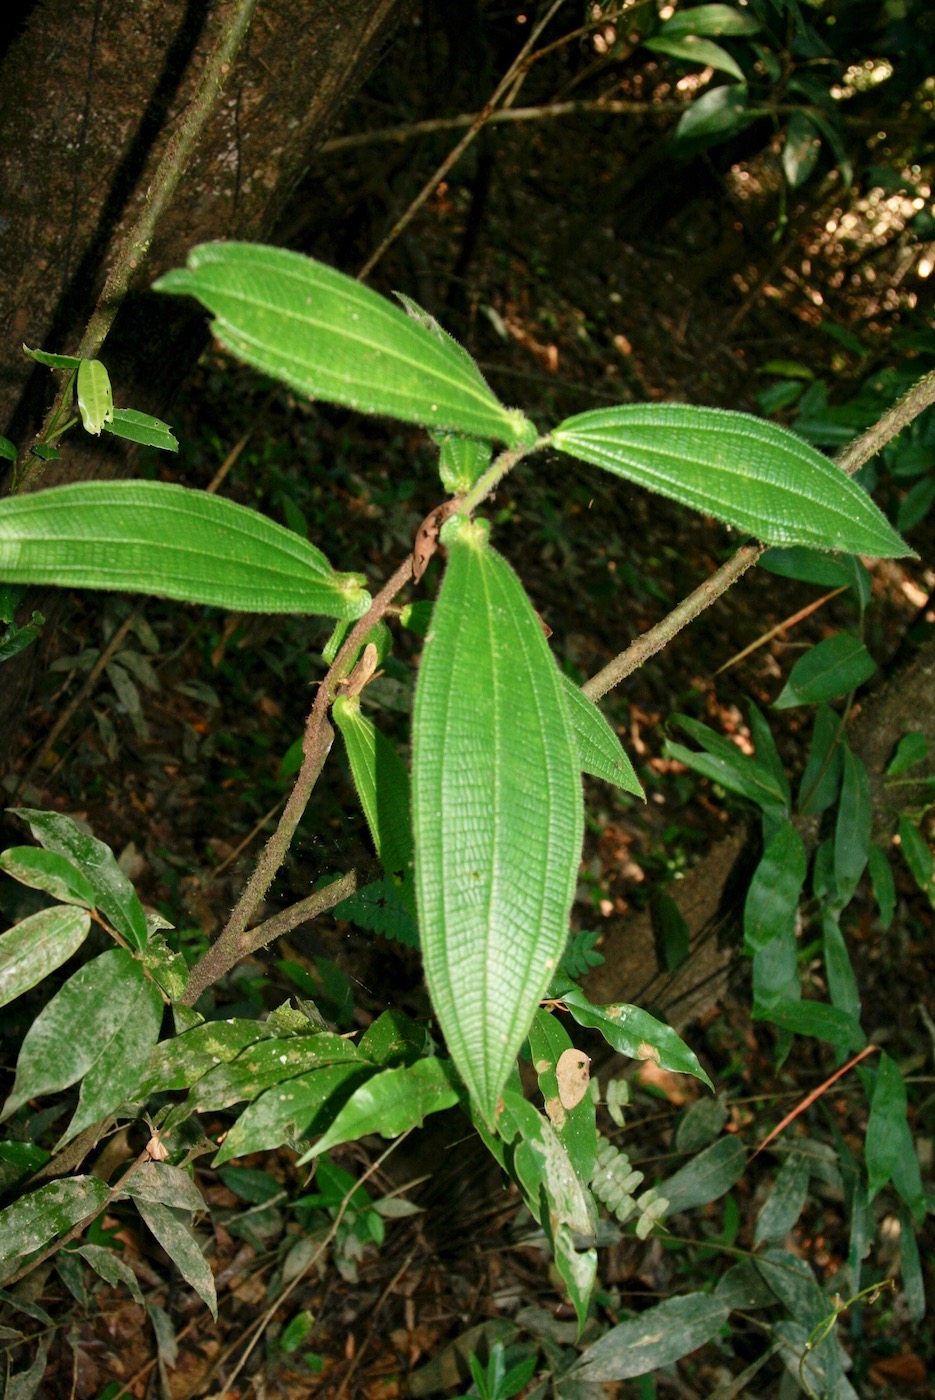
[3,55,935,1400]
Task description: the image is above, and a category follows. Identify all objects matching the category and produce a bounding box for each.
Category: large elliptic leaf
[412,515,584,1126]
[0,481,371,620]
[155,243,533,446]
[551,405,910,556]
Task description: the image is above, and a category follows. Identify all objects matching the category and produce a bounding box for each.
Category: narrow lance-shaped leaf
[743,820,806,953]
[155,243,534,447]
[103,408,178,452]
[333,694,416,914]
[412,515,584,1126]
[551,404,910,557]
[0,481,370,621]
[559,673,644,797]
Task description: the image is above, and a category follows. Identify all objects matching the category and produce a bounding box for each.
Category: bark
[585,628,935,1028]
[0,0,402,759]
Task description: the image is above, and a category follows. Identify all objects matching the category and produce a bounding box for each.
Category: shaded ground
[2,9,935,1398]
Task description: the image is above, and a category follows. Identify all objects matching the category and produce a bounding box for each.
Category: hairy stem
[182,556,415,1005]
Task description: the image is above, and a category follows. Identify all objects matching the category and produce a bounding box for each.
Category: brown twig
[750,1044,878,1160]
[181,556,415,1005]
[357,0,566,280]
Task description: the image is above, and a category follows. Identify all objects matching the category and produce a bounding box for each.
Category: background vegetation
[0,2,933,1396]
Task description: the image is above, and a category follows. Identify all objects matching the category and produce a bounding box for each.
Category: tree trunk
[585,628,935,1028]
[0,0,402,761]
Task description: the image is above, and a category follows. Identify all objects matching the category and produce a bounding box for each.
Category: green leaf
[887,731,929,776]
[333,695,415,914]
[133,1199,216,1318]
[0,846,97,908]
[436,433,493,493]
[188,1032,363,1112]
[296,1057,461,1162]
[23,345,82,369]
[102,408,179,452]
[797,705,843,815]
[756,1254,840,1384]
[868,843,896,929]
[822,913,861,1025]
[212,1063,372,1165]
[743,821,806,953]
[559,985,712,1090]
[659,1135,746,1216]
[482,1090,597,1328]
[136,1018,271,1096]
[551,405,909,556]
[752,925,798,1012]
[898,816,934,904]
[75,1243,144,1305]
[866,1052,907,1202]
[774,634,877,708]
[667,714,787,810]
[897,1203,926,1321]
[652,889,690,972]
[0,481,371,621]
[1,949,163,1145]
[761,545,858,590]
[560,674,644,796]
[155,243,532,446]
[411,515,583,1126]
[754,997,865,1051]
[0,436,16,463]
[76,359,114,435]
[754,1150,809,1245]
[121,1162,206,1214]
[357,1008,428,1067]
[332,878,419,948]
[528,1009,597,1185]
[10,809,148,953]
[747,703,791,809]
[645,35,745,83]
[674,85,758,148]
[832,746,872,907]
[0,1177,110,1277]
[141,933,188,1002]
[660,3,760,38]
[571,1293,730,1380]
[675,1094,728,1153]
[782,111,822,189]
[0,905,91,1009]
